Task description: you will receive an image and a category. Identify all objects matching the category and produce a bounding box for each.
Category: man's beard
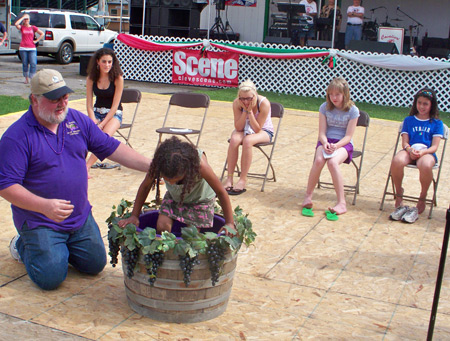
[38,106,68,124]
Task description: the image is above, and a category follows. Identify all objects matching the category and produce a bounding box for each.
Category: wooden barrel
[122,210,237,323]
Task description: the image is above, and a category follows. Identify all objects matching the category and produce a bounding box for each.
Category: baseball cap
[31,69,74,100]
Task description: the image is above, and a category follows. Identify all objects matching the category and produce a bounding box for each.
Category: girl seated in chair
[301,77,359,220]
[389,88,444,223]
[223,80,273,195]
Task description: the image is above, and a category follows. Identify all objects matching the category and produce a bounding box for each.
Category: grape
[179,254,200,287]
[121,247,140,279]
[108,237,120,268]
[206,241,226,286]
[144,251,165,286]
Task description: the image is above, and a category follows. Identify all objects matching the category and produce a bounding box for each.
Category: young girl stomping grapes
[119,136,235,234]
[301,77,360,220]
[388,88,444,223]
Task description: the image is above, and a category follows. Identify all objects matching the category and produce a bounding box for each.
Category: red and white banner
[172,49,239,87]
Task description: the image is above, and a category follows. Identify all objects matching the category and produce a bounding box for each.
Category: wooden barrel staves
[121,210,238,323]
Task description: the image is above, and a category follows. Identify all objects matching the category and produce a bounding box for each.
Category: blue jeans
[345,25,363,47]
[16,211,107,290]
[19,49,37,79]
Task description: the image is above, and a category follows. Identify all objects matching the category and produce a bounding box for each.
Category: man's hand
[43,199,74,222]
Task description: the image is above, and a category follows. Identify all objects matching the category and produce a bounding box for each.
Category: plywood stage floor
[0,93,449,340]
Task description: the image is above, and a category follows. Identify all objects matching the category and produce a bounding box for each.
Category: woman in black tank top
[85,48,124,177]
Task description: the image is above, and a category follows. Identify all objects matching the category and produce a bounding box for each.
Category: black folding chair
[156,92,210,148]
[115,88,142,149]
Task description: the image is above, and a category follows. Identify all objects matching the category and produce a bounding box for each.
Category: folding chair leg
[220,159,227,182]
[379,171,392,211]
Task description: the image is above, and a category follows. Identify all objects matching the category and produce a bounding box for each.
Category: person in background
[14,13,44,84]
[319,0,341,42]
[297,0,318,47]
[0,21,8,47]
[344,0,364,49]
[0,69,150,290]
[85,48,124,176]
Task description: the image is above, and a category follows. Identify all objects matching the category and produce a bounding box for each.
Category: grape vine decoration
[179,254,201,287]
[206,240,227,286]
[106,199,256,288]
[144,251,165,286]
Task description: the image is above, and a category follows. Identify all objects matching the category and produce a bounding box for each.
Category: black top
[93,81,123,111]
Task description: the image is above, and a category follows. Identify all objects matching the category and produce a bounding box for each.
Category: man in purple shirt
[0,69,150,290]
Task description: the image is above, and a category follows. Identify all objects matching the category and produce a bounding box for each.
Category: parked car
[10,9,117,64]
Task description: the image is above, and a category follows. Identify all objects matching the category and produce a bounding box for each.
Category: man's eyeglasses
[239,96,254,101]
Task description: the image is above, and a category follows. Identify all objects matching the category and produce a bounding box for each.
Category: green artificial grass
[0,96,29,116]
[195,88,450,127]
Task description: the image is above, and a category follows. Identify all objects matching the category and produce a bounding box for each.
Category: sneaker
[389,206,409,221]
[9,235,23,263]
[402,207,419,224]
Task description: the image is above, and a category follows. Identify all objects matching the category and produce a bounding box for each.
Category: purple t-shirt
[0,106,120,232]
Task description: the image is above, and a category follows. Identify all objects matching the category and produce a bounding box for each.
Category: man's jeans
[16,211,107,290]
[345,25,363,47]
[19,49,37,79]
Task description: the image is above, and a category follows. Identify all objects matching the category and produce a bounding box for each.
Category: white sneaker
[9,235,23,263]
[389,206,409,221]
[402,207,419,224]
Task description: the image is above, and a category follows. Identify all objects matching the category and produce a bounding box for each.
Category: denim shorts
[94,107,123,124]
[264,129,274,142]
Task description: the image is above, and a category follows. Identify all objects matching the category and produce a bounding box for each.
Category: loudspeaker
[161,0,193,8]
[215,0,225,10]
[426,47,450,59]
[210,32,240,41]
[348,40,399,54]
[263,36,291,45]
[307,39,332,48]
[79,54,92,76]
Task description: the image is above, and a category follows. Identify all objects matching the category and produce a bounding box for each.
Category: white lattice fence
[114,36,450,112]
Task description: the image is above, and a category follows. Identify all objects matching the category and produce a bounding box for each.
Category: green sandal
[301,207,314,217]
[325,210,339,221]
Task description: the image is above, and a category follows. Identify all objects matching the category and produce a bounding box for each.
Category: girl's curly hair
[149,137,201,203]
[87,47,123,83]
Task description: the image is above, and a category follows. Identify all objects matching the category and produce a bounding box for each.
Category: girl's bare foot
[24,78,29,84]
[233,179,246,192]
[302,200,313,209]
[223,178,233,191]
[395,187,404,208]
[302,192,313,209]
[417,198,426,214]
[329,203,347,215]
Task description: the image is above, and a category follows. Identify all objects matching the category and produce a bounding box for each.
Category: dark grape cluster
[144,251,165,286]
[179,254,200,287]
[207,241,226,286]
[108,238,120,267]
[121,247,140,278]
